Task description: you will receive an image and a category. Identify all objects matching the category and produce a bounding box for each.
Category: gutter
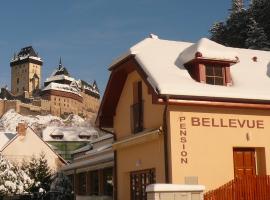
[163,97,169,183]
[157,97,270,110]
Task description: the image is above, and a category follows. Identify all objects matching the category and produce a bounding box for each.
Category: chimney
[16,123,27,136]
[149,33,159,39]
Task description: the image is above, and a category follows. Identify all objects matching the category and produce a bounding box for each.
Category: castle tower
[10,46,43,96]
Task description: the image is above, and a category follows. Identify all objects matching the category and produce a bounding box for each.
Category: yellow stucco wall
[2,128,64,171]
[114,71,164,139]
[117,138,165,200]
[168,105,270,191]
[113,70,165,200]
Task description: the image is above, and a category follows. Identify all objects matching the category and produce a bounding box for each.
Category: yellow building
[97,35,270,199]
[10,46,43,96]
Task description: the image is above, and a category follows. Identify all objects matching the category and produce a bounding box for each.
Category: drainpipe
[163,96,170,183]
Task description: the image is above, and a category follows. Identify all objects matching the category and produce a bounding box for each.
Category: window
[17,78,19,84]
[184,62,232,86]
[90,170,99,195]
[130,169,155,200]
[77,172,87,195]
[205,65,225,85]
[131,81,143,133]
[68,174,74,191]
[103,168,113,196]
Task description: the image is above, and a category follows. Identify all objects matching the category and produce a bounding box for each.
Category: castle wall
[81,92,100,118]
[42,92,83,117]
[0,100,5,117]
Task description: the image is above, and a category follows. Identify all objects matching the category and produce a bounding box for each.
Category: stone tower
[10,46,43,96]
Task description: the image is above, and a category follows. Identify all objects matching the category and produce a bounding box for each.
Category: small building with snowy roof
[61,133,114,200]
[0,123,66,171]
[42,124,100,161]
[96,35,270,199]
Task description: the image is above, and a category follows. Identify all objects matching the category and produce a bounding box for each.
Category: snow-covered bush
[0,155,33,196]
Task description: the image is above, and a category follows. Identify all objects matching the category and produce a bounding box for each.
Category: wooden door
[130,169,155,200]
[233,148,256,178]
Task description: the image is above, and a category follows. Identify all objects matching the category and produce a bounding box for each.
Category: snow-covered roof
[0,109,101,143]
[42,126,99,142]
[42,82,81,96]
[45,74,75,83]
[111,37,270,101]
[11,46,42,63]
[0,132,16,150]
[178,38,238,65]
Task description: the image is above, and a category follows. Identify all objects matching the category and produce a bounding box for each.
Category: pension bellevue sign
[179,116,265,165]
[191,117,264,129]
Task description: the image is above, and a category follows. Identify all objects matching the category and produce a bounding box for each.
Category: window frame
[205,64,226,86]
[184,60,232,86]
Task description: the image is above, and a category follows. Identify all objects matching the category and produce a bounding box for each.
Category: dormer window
[205,65,225,85]
[179,38,238,87]
[185,62,232,86]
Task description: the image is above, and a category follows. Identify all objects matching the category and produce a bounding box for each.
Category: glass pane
[103,168,113,196]
[214,67,223,77]
[205,65,214,76]
[215,77,224,85]
[206,77,214,85]
[90,170,99,195]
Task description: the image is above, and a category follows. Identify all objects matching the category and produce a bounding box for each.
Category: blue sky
[0,0,232,95]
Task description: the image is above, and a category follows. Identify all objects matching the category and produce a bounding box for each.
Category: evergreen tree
[249,0,270,38]
[210,22,227,45]
[210,0,270,50]
[225,10,250,48]
[245,18,270,50]
[50,172,73,200]
[26,152,52,193]
[231,0,244,14]
[0,155,33,195]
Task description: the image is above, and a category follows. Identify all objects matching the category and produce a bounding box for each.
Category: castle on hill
[0,46,100,118]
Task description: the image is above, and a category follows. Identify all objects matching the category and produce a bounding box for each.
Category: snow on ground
[0,109,64,132]
[0,109,100,142]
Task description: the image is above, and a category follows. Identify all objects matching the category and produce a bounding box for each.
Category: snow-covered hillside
[0,109,100,141]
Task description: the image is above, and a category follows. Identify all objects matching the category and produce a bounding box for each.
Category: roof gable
[97,56,157,128]
[1,127,66,164]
